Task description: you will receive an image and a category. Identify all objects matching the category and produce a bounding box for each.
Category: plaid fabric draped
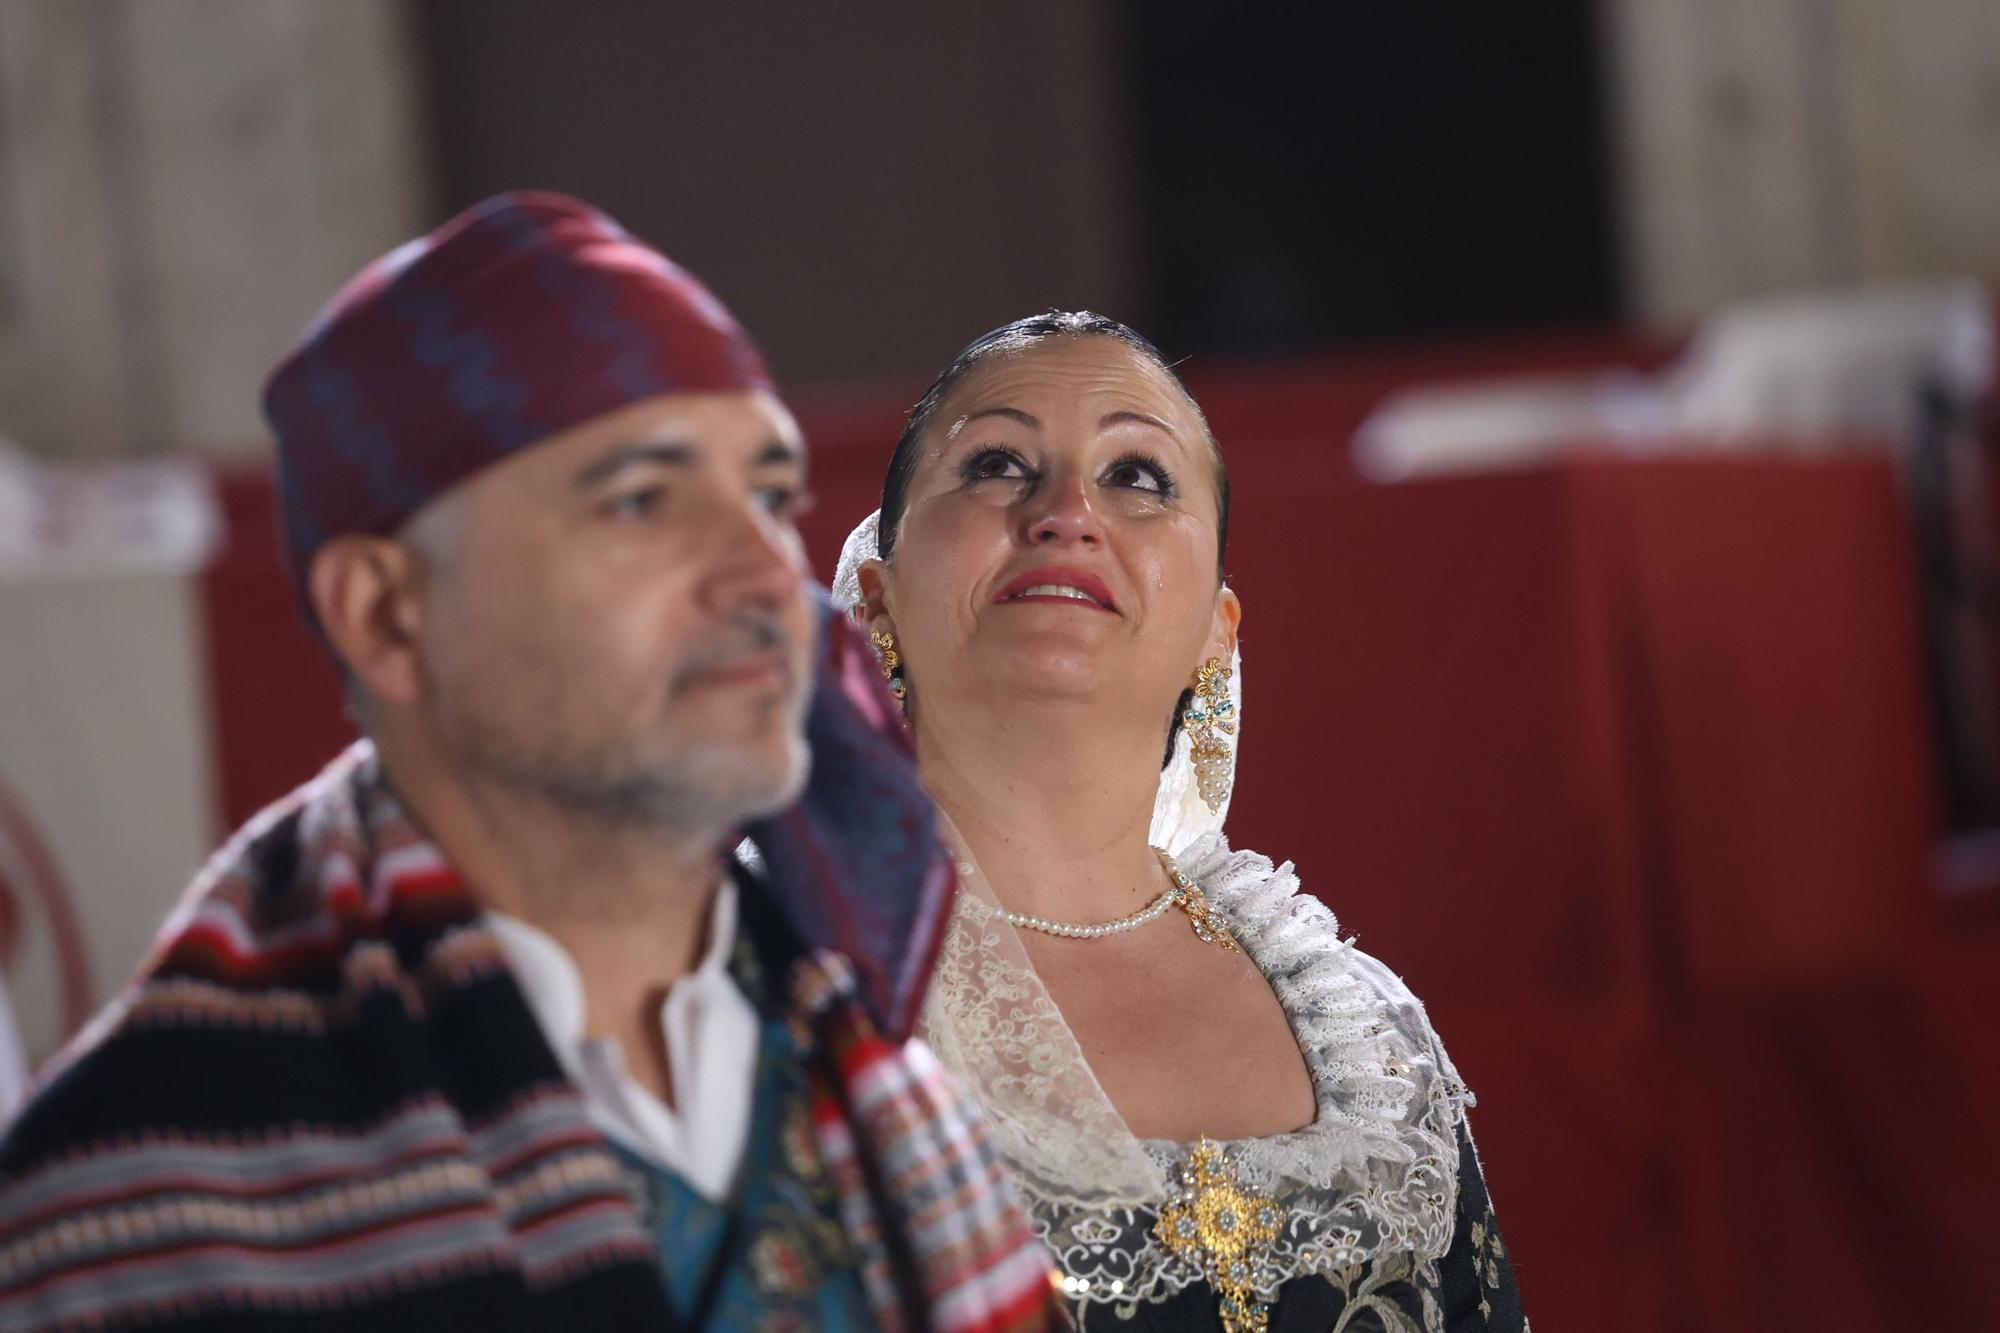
[0,736,1051,1332]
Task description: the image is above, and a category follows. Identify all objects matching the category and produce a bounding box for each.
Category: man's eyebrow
[952,406,1040,437]
[573,441,694,488]
[753,439,804,468]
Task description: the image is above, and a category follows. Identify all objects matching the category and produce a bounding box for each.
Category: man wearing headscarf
[0,193,1052,1332]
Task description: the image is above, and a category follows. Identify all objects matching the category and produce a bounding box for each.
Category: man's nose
[700,496,805,614]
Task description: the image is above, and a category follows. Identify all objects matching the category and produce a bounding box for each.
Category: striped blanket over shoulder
[0,744,1053,1332]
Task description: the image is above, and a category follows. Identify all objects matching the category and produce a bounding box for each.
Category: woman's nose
[1024,476,1104,548]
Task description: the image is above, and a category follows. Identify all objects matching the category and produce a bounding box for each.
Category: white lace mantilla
[921,833,1472,1314]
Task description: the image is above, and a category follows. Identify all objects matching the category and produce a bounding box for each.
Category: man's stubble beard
[429,650,811,845]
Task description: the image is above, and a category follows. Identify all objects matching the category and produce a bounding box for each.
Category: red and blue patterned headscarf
[260,191,950,1040]
[263,190,774,621]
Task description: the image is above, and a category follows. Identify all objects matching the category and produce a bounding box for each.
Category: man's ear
[308,535,428,709]
[1209,585,1242,659]
[855,558,895,636]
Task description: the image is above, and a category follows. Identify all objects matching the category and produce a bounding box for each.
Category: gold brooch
[1154,1138,1284,1332]
[1156,849,1241,953]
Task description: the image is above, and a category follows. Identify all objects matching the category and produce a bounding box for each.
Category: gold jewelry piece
[1003,884,1176,939]
[1155,1138,1285,1333]
[868,629,906,701]
[1000,848,1238,951]
[1183,657,1236,814]
[1157,847,1241,953]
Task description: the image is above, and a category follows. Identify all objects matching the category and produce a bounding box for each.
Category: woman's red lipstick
[993,567,1118,612]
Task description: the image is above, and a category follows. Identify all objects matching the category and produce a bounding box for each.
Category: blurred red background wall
[197,331,2000,1332]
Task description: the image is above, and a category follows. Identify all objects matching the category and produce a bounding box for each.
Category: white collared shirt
[485,883,760,1203]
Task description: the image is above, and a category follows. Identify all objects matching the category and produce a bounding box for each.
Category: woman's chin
[981,645,1129,701]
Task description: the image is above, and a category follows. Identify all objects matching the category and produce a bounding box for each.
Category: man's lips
[680,649,790,690]
[993,567,1117,612]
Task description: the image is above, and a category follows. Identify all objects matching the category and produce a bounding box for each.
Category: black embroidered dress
[919,837,1528,1333]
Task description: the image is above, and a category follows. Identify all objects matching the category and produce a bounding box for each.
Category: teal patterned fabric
[610,940,879,1332]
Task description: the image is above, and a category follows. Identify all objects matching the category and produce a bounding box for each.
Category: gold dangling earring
[869,630,907,703]
[1183,657,1235,813]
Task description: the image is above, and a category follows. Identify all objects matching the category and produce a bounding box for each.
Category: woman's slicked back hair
[876,311,1229,574]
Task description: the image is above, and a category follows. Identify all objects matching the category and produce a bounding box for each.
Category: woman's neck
[916,697,1172,923]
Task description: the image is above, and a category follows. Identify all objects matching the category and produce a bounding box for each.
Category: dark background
[1123,3,1619,354]
[415,1,1620,384]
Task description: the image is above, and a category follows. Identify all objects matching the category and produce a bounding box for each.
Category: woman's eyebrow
[949,406,1039,438]
[1100,410,1175,435]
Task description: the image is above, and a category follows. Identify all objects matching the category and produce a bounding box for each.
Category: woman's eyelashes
[961,446,1036,485]
[1102,451,1176,497]
[958,446,1176,499]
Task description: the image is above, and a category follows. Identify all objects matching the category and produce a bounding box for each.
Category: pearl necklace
[1003,886,1176,939]
[1002,848,1240,952]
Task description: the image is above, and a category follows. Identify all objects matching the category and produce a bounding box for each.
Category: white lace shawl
[920,832,1473,1312]
[833,506,1469,1309]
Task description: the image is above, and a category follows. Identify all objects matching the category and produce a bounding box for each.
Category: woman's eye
[963,448,1033,483]
[1104,454,1174,495]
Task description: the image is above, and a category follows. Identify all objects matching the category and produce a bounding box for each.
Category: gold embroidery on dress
[1154,1138,1285,1333]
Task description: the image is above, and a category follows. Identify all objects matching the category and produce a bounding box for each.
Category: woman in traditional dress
[832,312,1528,1332]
